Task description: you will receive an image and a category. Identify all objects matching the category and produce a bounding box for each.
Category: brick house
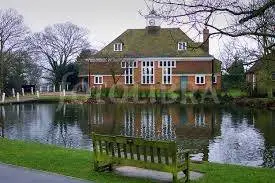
[246,50,275,96]
[79,12,221,92]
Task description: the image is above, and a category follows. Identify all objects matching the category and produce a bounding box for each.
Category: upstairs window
[159,61,176,68]
[178,42,187,51]
[114,43,123,51]
[121,61,137,68]
[195,75,205,85]
[94,75,103,84]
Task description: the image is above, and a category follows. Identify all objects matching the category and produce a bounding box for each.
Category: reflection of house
[123,110,135,137]
[79,11,221,92]
[89,105,220,141]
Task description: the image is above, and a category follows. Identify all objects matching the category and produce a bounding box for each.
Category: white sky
[0,0,223,58]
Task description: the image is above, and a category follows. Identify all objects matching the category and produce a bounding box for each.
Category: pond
[0,103,274,168]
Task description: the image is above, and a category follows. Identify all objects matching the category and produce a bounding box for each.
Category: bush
[193,90,202,100]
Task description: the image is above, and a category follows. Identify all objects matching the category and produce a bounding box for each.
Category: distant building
[246,50,275,96]
[79,11,221,91]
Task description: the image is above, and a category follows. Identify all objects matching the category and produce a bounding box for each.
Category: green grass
[224,89,248,98]
[0,138,274,183]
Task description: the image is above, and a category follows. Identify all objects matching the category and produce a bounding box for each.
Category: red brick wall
[88,60,221,91]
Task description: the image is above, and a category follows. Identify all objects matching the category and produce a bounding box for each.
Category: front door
[180,76,188,91]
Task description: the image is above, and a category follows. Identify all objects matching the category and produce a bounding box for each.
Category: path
[115,166,204,182]
[0,163,92,183]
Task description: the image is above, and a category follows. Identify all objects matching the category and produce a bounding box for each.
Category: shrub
[193,90,202,100]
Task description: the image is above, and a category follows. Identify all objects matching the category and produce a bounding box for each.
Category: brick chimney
[203,27,209,53]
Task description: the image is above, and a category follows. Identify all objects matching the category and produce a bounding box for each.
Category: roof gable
[95,28,209,58]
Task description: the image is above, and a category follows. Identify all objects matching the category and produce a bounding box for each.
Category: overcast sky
[1,0,222,58]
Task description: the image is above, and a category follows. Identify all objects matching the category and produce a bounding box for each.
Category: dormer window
[114,43,123,52]
[178,42,187,51]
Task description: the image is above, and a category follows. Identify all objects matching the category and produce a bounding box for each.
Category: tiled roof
[79,61,123,75]
[247,51,275,73]
[94,28,209,58]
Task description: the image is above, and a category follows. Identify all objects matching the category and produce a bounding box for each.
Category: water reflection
[0,103,274,168]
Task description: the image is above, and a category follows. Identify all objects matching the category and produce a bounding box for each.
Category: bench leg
[172,173,178,183]
[183,169,189,183]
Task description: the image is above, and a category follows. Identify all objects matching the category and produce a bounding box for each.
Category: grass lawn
[0,138,274,183]
[225,89,247,98]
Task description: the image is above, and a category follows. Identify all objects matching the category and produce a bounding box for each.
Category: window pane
[151,76,153,83]
[143,76,146,83]
[272,73,275,80]
[151,61,153,67]
[201,77,204,83]
[160,61,162,67]
[168,61,170,67]
[147,76,150,83]
[196,77,200,84]
[168,76,171,83]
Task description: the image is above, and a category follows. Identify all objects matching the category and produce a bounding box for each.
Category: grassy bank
[0,138,274,183]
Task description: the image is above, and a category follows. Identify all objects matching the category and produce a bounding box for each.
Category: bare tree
[146,0,275,50]
[94,52,126,85]
[28,22,90,85]
[0,8,29,92]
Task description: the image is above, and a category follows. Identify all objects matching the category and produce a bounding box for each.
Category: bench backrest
[92,132,178,166]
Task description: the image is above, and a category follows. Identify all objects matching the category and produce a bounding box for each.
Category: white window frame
[195,75,205,85]
[125,67,134,84]
[213,75,217,84]
[114,43,123,52]
[141,61,155,84]
[162,67,172,85]
[94,75,103,84]
[121,61,137,68]
[178,42,187,51]
[158,61,176,68]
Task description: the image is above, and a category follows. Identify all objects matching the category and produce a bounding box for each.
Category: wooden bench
[91,133,190,183]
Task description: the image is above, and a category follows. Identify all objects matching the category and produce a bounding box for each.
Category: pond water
[0,103,274,168]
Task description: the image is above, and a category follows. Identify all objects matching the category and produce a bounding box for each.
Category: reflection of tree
[262,142,275,168]
[209,112,265,166]
[47,104,84,148]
